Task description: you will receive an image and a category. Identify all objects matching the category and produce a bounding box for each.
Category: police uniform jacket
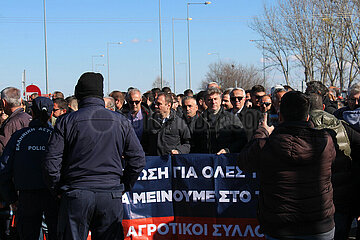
[42,97,146,194]
[0,119,52,203]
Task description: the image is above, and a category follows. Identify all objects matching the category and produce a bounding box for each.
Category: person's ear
[306,114,310,121]
[322,104,325,111]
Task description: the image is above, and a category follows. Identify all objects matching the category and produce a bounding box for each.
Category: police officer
[42,72,146,240]
[0,97,58,240]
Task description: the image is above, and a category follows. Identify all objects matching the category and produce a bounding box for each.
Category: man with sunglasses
[51,98,69,126]
[250,85,266,111]
[230,88,262,141]
[121,89,152,142]
[260,95,272,113]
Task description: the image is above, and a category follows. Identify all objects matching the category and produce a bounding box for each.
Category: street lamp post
[207,52,220,62]
[95,64,106,72]
[107,42,123,94]
[92,55,104,71]
[187,1,211,89]
[250,39,266,87]
[43,0,49,94]
[159,0,164,88]
[172,17,189,93]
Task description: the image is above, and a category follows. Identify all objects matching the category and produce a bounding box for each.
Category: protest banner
[122,154,264,239]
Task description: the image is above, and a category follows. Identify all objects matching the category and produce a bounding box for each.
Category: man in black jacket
[182,96,199,134]
[143,92,191,156]
[229,87,262,140]
[42,73,146,240]
[192,87,247,154]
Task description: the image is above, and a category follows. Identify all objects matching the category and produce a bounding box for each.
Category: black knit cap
[75,72,104,100]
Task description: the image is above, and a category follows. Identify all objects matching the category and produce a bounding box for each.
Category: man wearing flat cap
[42,72,146,240]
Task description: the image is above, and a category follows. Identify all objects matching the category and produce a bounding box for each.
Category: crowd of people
[0,72,359,239]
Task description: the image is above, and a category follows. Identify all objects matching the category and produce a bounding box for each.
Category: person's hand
[10,201,18,212]
[246,101,252,108]
[260,113,274,135]
[216,149,227,155]
[171,150,179,155]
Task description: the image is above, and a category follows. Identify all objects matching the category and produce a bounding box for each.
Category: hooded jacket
[310,110,356,212]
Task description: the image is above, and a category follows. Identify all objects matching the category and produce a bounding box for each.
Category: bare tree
[250,0,360,91]
[201,62,263,90]
[250,4,291,85]
[152,76,170,89]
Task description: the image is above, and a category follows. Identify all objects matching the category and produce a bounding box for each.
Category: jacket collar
[277,120,312,129]
[9,107,24,118]
[78,97,105,109]
[29,119,53,128]
[204,106,225,119]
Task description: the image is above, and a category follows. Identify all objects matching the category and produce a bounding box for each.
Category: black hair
[196,91,207,104]
[184,89,194,96]
[251,85,265,94]
[305,81,328,96]
[308,93,323,111]
[144,92,155,102]
[280,91,310,122]
[161,87,172,94]
[53,98,69,112]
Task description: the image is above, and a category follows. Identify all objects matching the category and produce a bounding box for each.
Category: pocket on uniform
[63,189,81,199]
[111,191,123,199]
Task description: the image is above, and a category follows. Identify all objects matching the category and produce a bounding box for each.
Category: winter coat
[42,97,146,194]
[0,120,52,203]
[0,108,31,155]
[238,121,336,237]
[192,107,247,153]
[143,110,191,156]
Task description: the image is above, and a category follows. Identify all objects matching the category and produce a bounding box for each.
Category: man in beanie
[0,97,58,240]
[42,72,146,240]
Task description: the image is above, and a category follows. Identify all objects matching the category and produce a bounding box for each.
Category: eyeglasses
[230,96,244,102]
[261,102,272,107]
[129,100,141,105]
[255,95,264,99]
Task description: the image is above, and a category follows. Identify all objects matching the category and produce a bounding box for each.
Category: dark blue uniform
[43,97,146,240]
[0,119,58,240]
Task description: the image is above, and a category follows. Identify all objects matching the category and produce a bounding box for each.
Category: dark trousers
[58,189,124,240]
[17,189,58,240]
